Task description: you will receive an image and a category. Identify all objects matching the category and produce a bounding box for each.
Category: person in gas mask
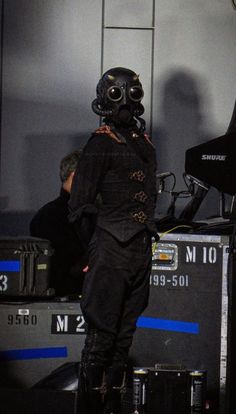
[69,67,158,414]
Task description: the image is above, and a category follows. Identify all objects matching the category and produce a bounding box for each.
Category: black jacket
[69,125,157,243]
[30,188,87,296]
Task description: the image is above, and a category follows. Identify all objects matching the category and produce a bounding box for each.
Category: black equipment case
[0,237,54,297]
[130,232,236,414]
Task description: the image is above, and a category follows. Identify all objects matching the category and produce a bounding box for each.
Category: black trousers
[80,227,152,366]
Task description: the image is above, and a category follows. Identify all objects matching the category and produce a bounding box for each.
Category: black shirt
[30,188,87,296]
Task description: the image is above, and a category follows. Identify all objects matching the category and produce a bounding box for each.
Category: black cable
[157,172,176,194]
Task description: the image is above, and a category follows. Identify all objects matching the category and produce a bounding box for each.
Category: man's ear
[64,171,75,193]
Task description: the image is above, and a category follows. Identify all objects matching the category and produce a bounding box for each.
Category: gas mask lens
[128,86,144,102]
[107,86,123,102]
[107,85,144,103]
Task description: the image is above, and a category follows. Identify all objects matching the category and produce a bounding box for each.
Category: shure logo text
[201,154,227,161]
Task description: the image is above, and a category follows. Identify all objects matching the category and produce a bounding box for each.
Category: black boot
[104,365,126,414]
[76,326,115,413]
[77,362,106,414]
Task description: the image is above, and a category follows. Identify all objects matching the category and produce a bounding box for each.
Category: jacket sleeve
[68,134,112,247]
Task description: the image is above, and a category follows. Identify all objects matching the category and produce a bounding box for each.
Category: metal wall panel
[105,0,153,27]
[102,0,155,132]
[0,0,102,215]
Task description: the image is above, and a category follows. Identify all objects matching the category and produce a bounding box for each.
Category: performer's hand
[83,265,89,273]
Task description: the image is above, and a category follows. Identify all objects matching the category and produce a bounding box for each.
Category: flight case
[130,232,235,413]
[0,237,54,297]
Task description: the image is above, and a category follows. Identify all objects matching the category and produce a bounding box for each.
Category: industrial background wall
[0,0,236,235]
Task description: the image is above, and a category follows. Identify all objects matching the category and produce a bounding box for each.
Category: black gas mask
[92,67,145,130]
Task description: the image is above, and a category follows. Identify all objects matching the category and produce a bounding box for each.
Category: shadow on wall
[153,67,219,219]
